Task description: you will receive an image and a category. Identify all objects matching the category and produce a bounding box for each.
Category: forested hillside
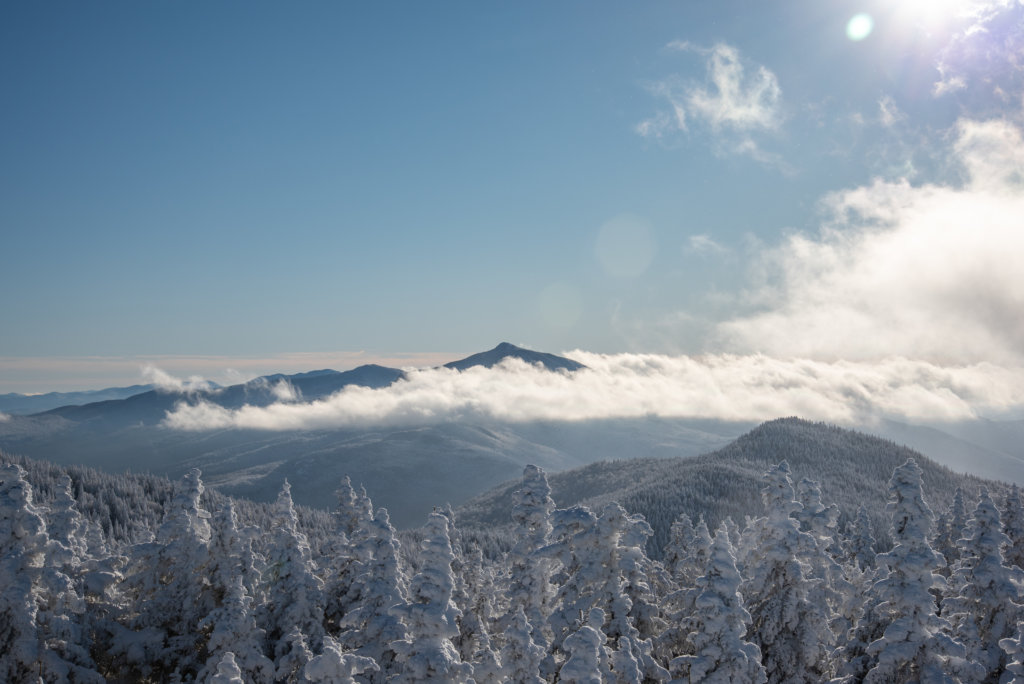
[457,418,997,557]
[3,419,1023,682]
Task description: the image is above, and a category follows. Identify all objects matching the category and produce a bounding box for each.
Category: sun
[846,13,874,41]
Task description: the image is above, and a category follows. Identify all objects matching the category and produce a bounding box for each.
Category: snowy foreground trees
[3,456,1024,683]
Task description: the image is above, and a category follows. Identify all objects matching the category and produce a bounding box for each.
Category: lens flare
[846,13,874,41]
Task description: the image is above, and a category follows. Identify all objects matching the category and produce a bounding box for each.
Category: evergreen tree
[115,468,212,681]
[498,607,546,684]
[861,459,975,684]
[999,622,1024,684]
[742,461,832,683]
[1002,485,1024,571]
[0,464,103,683]
[543,502,667,682]
[558,608,610,684]
[846,504,877,572]
[303,635,379,684]
[670,524,766,684]
[206,652,246,684]
[388,512,473,682]
[262,480,326,681]
[934,487,969,574]
[196,575,274,684]
[504,464,555,646]
[323,477,370,633]
[336,507,408,683]
[661,513,694,584]
[943,488,1022,683]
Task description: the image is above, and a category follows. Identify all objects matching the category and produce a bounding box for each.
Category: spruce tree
[388,512,473,682]
[943,488,1022,683]
[670,524,765,684]
[261,480,326,682]
[336,507,408,683]
[861,459,975,684]
[741,461,831,683]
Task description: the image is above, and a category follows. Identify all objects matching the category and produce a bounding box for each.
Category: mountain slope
[456,418,1002,556]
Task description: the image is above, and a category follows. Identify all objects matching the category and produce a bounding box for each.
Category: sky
[2,0,1023,395]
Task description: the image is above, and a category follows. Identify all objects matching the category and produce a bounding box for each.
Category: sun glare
[846,13,874,41]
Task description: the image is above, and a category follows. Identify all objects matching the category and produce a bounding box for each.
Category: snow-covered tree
[1000,622,1024,683]
[206,501,262,610]
[942,488,1022,683]
[742,461,832,683]
[261,480,326,681]
[662,513,694,582]
[543,502,666,682]
[207,651,246,684]
[323,477,372,633]
[558,608,610,684]
[504,464,555,645]
[388,512,473,682]
[114,468,212,681]
[846,504,877,572]
[1002,485,1024,571]
[498,607,546,684]
[860,459,975,684]
[670,524,765,684]
[1,463,103,683]
[454,547,501,683]
[196,575,274,684]
[303,635,378,684]
[336,507,408,683]
[934,487,969,574]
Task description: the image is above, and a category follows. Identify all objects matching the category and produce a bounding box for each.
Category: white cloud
[686,234,729,256]
[933,0,1024,97]
[638,43,783,161]
[687,44,782,132]
[0,412,9,422]
[878,96,907,127]
[141,365,215,394]
[716,116,1024,365]
[161,353,1024,431]
[270,379,301,403]
[0,351,459,395]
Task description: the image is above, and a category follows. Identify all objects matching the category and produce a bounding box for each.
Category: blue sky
[2,0,1023,392]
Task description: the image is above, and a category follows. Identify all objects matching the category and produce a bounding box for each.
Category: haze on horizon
[2,0,1022,420]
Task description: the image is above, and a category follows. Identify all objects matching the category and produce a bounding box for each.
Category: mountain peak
[445,342,586,373]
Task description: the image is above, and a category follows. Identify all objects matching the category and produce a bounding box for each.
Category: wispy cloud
[141,366,215,394]
[933,0,1024,98]
[878,96,907,127]
[686,234,729,256]
[162,353,1024,431]
[638,43,783,162]
[716,115,1024,365]
[684,43,782,132]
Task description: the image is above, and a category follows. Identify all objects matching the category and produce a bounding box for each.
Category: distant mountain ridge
[0,385,154,415]
[23,342,580,424]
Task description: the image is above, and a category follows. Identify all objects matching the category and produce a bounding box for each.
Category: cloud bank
[162,354,1024,431]
[716,116,1024,365]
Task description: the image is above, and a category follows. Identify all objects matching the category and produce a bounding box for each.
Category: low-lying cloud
[141,365,216,394]
[163,354,1024,431]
